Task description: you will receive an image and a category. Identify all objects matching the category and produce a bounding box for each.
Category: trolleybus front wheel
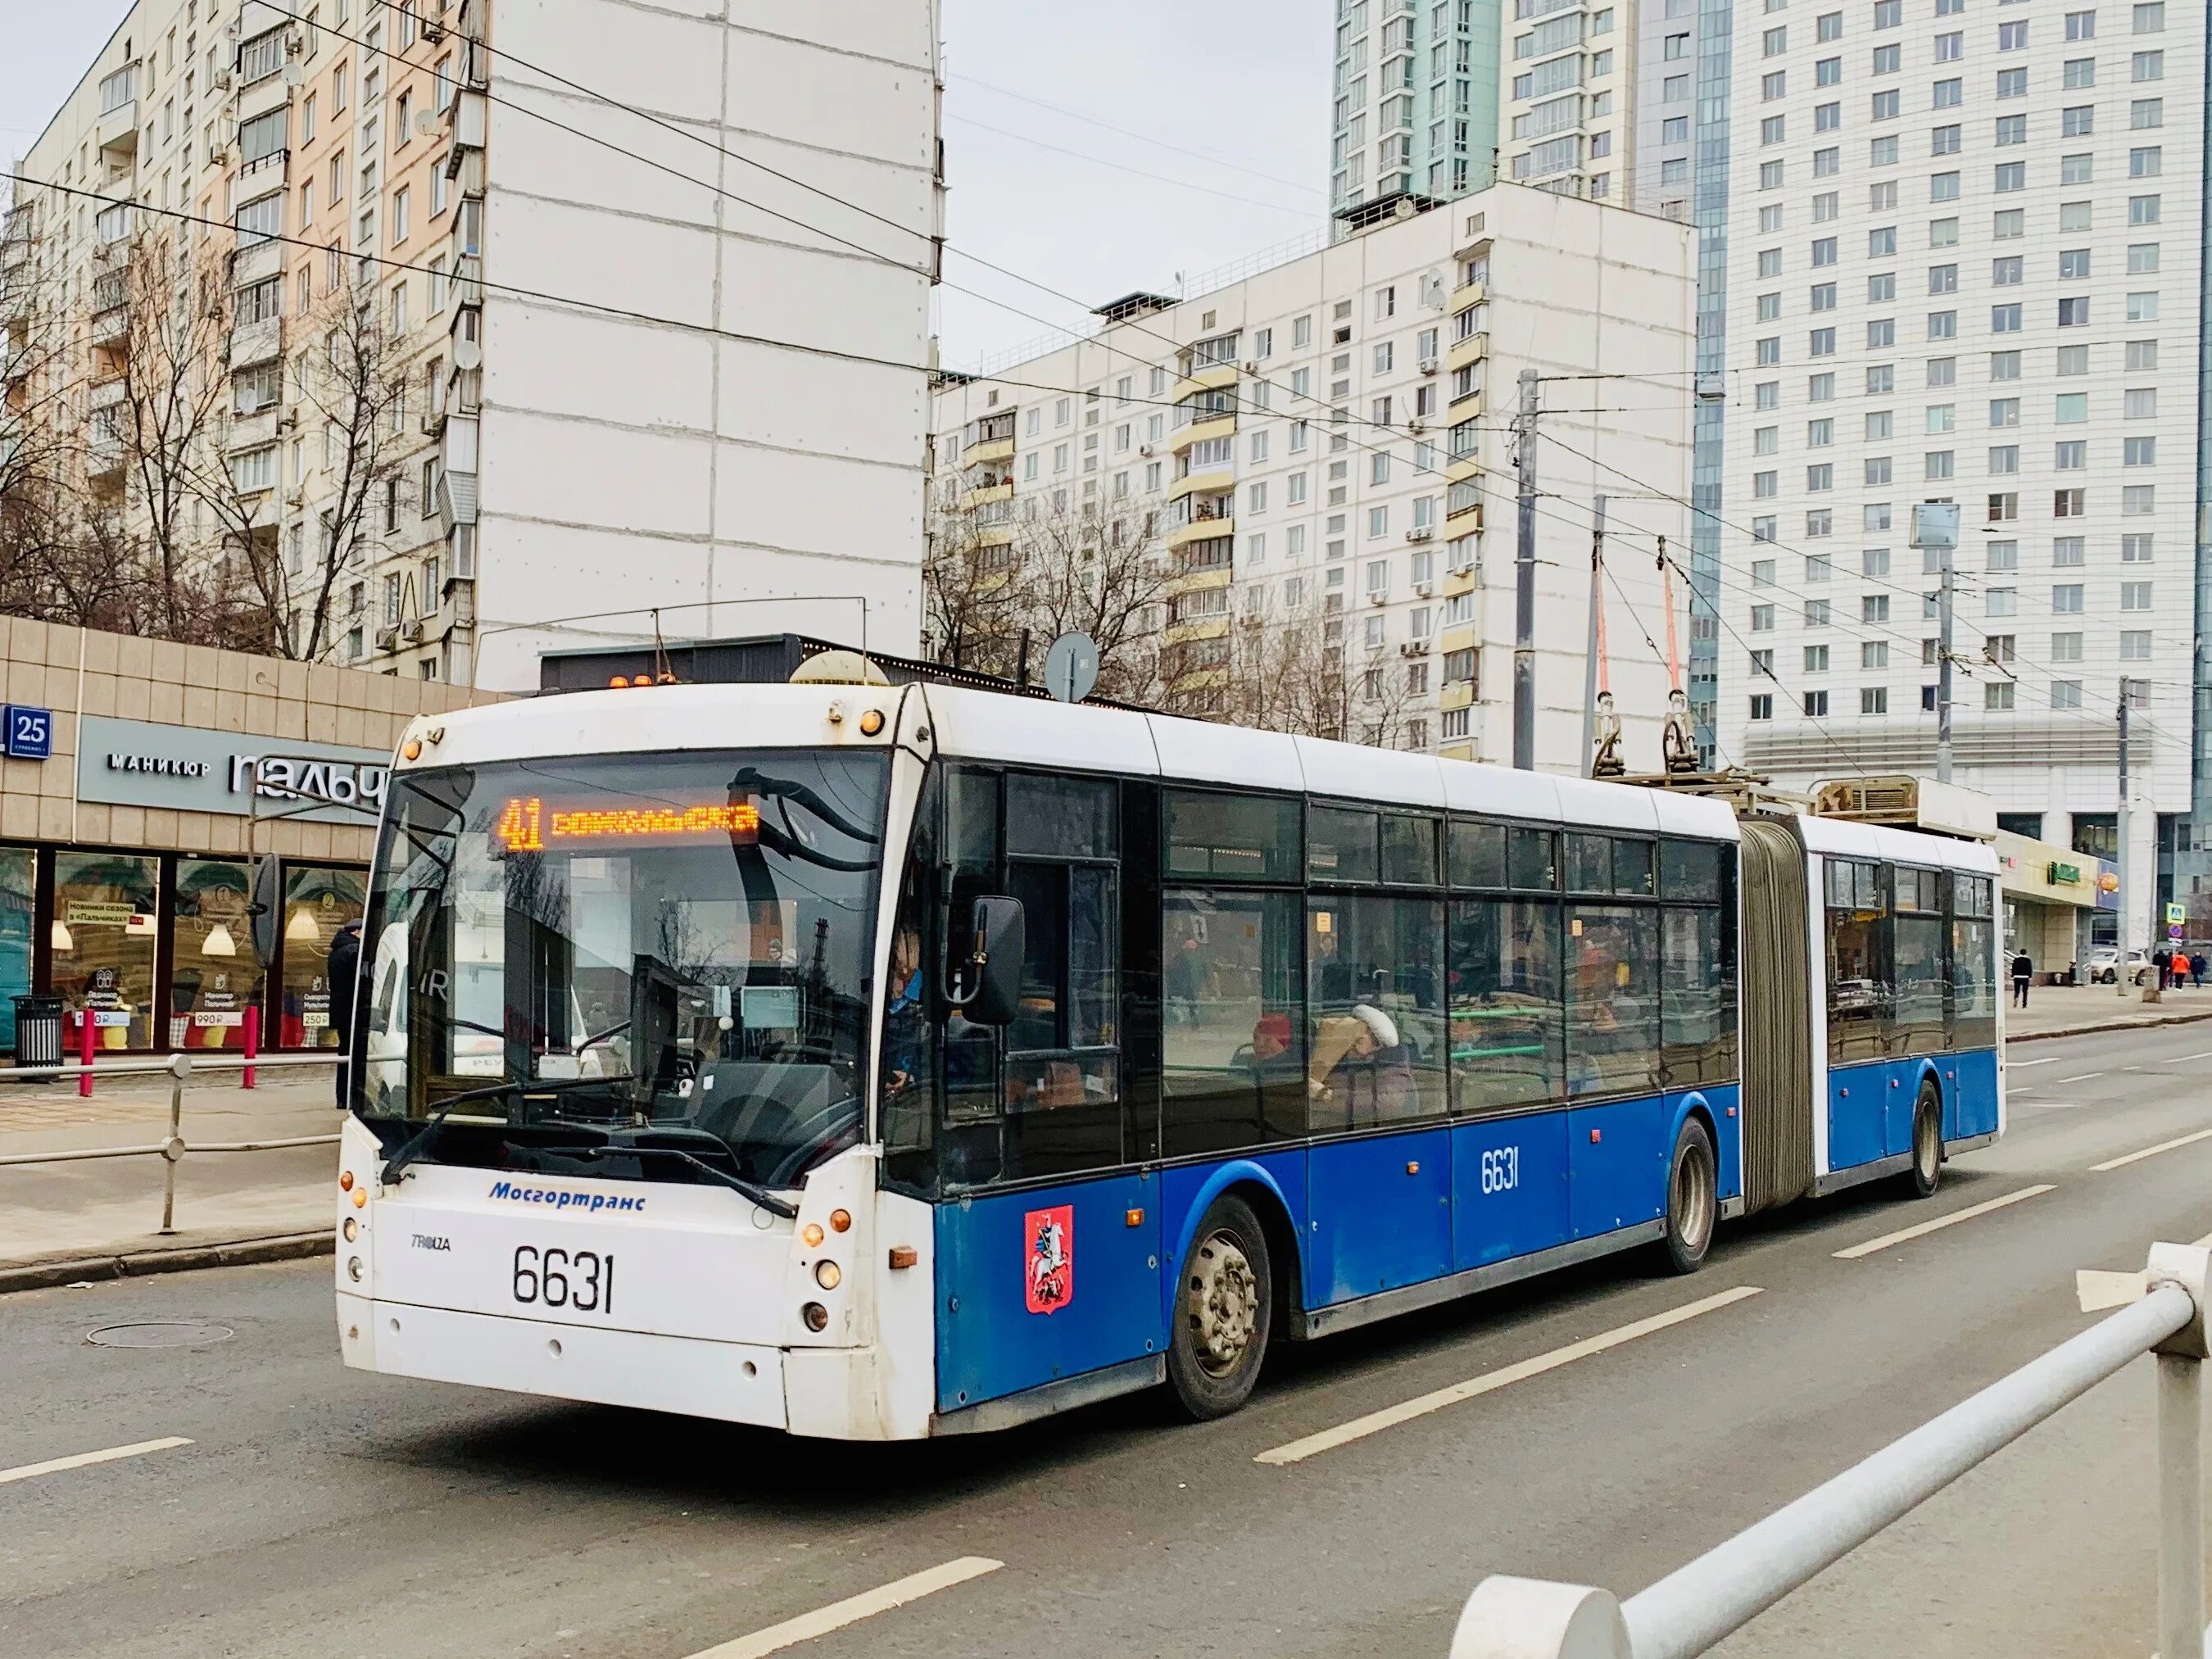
[1661,1118,1717,1276]
[1905,1081,1943,1199]
[1167,1193,1273,1420]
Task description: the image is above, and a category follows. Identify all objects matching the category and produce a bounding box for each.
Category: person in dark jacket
[326,918,363,1108]
[2010,950,2033,1008]
[2193,950,2208,989]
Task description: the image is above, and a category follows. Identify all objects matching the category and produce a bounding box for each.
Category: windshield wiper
[377,1073,636,1185]
[517,1132,800,1219]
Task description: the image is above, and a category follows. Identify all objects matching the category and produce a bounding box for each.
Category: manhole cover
[85,1322,233,1349]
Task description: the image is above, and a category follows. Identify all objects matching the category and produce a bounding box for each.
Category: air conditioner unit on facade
[401,618,425,642]
[373,624,400,650]
[1419,356,1439,374]
[1140,444,1154,456]
[1367,591,1387,606]
[1401,637,1431,655]
[1415,580,1435,596]
[1407,526,1433,542]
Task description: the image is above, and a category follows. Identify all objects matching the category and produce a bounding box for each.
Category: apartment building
[1328,0,1503,218]
[4,0,942,691]
[931,185,1696,772]
[1708,0,2207,941]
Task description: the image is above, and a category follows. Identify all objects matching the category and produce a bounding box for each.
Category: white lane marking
[1833,1185,2056,1261]
[682,1557,1004,1659]
[2074,1231,2212,1312]
[2175,1052,2212,1063]
[2008,1056,2062,1067]
[2059,1073,2105,1084]
[0,1436,193,1488]
[2017,1102,2087,1112]
[1253,1285,1765,1467]
[2092,1128,2212,1173]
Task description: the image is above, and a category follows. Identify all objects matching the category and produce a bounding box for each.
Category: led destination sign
[493,796,761,852]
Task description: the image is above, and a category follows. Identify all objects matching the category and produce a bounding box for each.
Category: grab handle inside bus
[950,896,1025,1026]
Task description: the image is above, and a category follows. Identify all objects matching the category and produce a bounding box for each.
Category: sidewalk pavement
[2006,978,2212,1040]
[2,982,2208,1290]
[0,1069,339,1287]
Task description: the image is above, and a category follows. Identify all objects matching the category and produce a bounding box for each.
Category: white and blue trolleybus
[336,671,2002,1435]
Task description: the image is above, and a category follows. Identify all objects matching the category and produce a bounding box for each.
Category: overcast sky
[0,0,1332,364]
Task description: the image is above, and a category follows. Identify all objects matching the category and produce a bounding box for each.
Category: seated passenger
[1307,1004,1411,1122]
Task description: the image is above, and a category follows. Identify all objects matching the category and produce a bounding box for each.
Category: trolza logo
[1024,1205,1072,1314]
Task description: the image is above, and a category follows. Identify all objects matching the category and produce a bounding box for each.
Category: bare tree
[1174,592,1422,744]
[922,490,1168,699]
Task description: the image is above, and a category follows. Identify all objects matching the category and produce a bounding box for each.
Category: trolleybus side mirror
[248,854,282,965]
[955,896,1026,1027]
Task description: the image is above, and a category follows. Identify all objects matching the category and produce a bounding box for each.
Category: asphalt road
[5,1022,2212,1659]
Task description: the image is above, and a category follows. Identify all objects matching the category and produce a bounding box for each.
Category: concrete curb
[0,1231,332,1296]
[2011,1007,2212,1044]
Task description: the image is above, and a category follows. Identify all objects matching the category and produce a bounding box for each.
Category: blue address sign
[2,705,52,761]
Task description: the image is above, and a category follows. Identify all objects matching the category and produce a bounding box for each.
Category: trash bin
[11,995,65,1072]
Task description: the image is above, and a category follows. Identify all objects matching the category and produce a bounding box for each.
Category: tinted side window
[1309,805,1380,883]
[1380,813,1442,886]
[1007,773,1116,858]
[1161,889,1306,1155]
[1566,904,1661,1097]
[1509,827,1557,891]
[1307,895,1447,1127]
[1165,789,1301,880]
[1449,818,1507,888]
[1447,897,1562,1113]
[1661,839,1724,900]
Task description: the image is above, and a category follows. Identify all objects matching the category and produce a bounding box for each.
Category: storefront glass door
[279,865,366,1049]
[171,859,265,1050]
[51,852,161,1049]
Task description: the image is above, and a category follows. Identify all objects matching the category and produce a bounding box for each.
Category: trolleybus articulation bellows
[335,671,2001,1437]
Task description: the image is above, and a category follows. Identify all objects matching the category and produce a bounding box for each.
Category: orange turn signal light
[402,739,423,761]
[801,1222,825,1249]
[338,1170,354,1191]
[888,1245,918,1270]
[829,1208,851,1233]
[351,1187,368,1209]
[858,709,886,737]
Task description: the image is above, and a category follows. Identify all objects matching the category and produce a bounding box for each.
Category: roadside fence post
[1448,1575,1630,1659]
[2148,1243,2210,1659]
[243,1004,259,1090]
[78,1006,96,1099]
[158,1053,190,1236]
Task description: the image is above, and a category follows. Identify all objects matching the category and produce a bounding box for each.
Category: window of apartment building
[391,186,410,245]
[2051,537,2085,568]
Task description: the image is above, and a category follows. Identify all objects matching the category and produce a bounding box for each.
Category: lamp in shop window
[50,918,74,954]
[202,923,238,958]
[286,906,322,943]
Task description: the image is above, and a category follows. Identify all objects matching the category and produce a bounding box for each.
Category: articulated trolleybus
[337,669,2002,1437]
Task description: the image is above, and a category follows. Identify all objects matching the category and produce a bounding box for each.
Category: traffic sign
[2165,902,2187,927]
[2172,924,2186,941]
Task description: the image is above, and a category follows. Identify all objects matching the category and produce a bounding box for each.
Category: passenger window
[1566,905,1662,1096]
[1661,839,1724,900]
[1306,895,1447,1126]
[1308,805,1380,883]
[1449,818,1507,888]
[1565,832,1611,892]
[1165,789,1302,880]
[1447,897,1562,1113]
[1380,813,1442,886]
[1007,774,1115,859]
[1661,905,1738,1086]
[1509,826,1557,890]
[1161,888,1306,1155]
[1611,839,1655,897]
[1825,859,1889,1063]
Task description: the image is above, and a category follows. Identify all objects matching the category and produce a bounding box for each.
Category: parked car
[2084,947,2151,985]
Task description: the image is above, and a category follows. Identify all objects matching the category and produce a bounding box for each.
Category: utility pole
[1513,367,1539,770]
[1581,494,1607,777]
[2118,678,2133,998]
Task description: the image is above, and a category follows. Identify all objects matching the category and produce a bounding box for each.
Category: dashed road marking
[682,1557,1004,1659]
[2091,1128,2212,1173]
[2059,1073,2104,1084]
[1833,1185,2056,1261]
[2007,1056,2061,1067]
[0,1437,193,1488]
[1252,1285,1765,1467]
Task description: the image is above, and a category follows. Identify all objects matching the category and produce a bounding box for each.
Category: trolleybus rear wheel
[1662,1118,1717,1276]
[1167,1194,1273,1420]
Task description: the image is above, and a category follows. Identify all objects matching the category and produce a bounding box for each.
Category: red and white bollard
[77,1005,96,1098]
[243,1004,260,1090]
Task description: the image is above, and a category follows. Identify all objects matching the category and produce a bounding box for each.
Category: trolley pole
[1513,368,1539,771]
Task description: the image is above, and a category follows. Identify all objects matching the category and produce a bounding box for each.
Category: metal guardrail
[0,1053,342,1236]
[1453,1243,2212,1659]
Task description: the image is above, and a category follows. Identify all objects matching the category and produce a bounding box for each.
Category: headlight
[801,1302,829,1331]
[347,1257,364,1282]
[814,1260,842,1291]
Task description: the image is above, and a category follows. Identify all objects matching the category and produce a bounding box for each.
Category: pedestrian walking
[2154,945,2173,990]
[327,917,363,1108]
[2193,950,2208,989]
[2010,950,2033,1009]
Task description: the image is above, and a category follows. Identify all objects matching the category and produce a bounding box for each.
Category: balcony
[1448,329,1489,376]
[235,147,291,193]
[1169,361,1239,404]
[86,434,127,483]
[446,90,488,173]
[1167,465,1234,502]
[226,406,279,451]
[236,64,292,124]
[230,236,283,289]
[1166,498,1235,551]
[966,433,1015,467]
[90,302,129,351]
[437,415,481,532]
[88,375,128,416]
[1171,414,1236,456]
[229,315,282,370]
[963,481,1013,510]
[96,98,139,158]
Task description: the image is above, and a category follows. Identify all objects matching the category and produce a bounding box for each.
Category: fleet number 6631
[512,1245,616,1313]
[1480,1146,1521,1194]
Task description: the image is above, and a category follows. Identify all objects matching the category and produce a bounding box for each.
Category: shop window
[280,865,366,1049]
[51,852,161,1049]
[171,859,263,1049]
[0,847,30,1051]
